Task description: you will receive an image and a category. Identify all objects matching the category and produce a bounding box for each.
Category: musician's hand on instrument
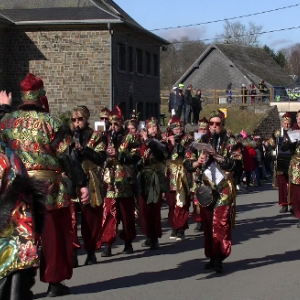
[80,186,90,205]
[168,135,175,146]
[107,146,115,157]
[140,130,147,141]
[197,152,207,166]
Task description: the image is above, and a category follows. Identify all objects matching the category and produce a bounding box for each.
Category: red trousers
[138,194,162,239]
[277,173,289,206]
[200,205,232,260]
[40,207,73,283]
[290,184,300,219]
[70,202,103,252]
[165,191,190,230]
[101,197,136,245]
[192,204,202,222]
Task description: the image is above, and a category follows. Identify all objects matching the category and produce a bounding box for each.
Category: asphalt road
[33,182,300,300]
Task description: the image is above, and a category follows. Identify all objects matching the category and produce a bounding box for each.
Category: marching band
[0,73,298,299]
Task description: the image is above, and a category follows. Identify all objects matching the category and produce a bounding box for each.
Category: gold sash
[82,160,102,207]
[167,160,189,208]
[27,170,62,181]
[225,172,236,229]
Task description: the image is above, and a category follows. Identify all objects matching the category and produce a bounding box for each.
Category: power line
[170,25,300,45]
[150,3,300,32]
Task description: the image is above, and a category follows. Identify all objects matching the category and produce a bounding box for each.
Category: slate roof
[175,44,294,88]
[0,0,168,44]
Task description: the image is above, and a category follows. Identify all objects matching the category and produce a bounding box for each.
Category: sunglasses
[71,117,84,122]
[112,122,120,126]
[209,121,221,126]
[100,117,109,121]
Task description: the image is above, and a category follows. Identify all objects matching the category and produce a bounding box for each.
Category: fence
[161,89,273,105]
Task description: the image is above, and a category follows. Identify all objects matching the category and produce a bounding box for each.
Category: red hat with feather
[110,105,123,123]
[168,115,183,129]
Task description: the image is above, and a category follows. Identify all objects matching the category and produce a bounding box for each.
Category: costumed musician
[164,116,193,241]
[101,106,140,257]
[125,110,141,226]
[0,92,46,300]
[138,117,168,250]
[67,106,107,267]
[184,110,236,273]
[271,113,292,213]
[0,73,90,297]
[190,117,209,233]
[281,110,300,227]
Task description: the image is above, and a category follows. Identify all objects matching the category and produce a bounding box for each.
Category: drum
[195,185,218,208]
[276,137,291,173]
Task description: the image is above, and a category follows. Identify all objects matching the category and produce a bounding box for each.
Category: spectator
[232,137,244,191]
[226,83,232,103]
[241,84,248,104]
[184,84,193,124]
[169,86,177,117]
[253,139,263,186]
[176,83,185,120]
[242,138,256,189]
[259,79,269,102]
[263,139,273,177]
[192,89,202,124]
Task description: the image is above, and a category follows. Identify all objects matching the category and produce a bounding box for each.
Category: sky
[113,0,300,51]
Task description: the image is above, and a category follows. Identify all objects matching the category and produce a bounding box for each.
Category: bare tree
[280,44,300,76]
[216,20,263,46]
[160,37,207,89]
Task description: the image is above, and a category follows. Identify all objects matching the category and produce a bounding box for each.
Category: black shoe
[194,222,203,232]
[101,244,112,257]
[85,252,97,265]
[170,229,177,240]
[204,259,214,270]
[150,238,160,250]
[72,250,79,268]
[176,230,185,241]
[122,242,133,254]
[213,258,223,273]
[141,237,151,247]
[47,283,70,297]
[279,206,288,213]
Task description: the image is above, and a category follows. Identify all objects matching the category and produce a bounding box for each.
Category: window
[154,103,159,118]
[128,46,133,73]
[137,102,144,120]
[153,54,159,77]
[118,43,126,71]
[146,52,151,75]
[118,102,127,116]
[146,103,151,119]
[129,96,133,112]
[136,48,143,74]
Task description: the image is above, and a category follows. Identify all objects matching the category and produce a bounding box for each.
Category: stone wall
[254,105,281,138]
[3,27,162,124]
[4,29,111,124]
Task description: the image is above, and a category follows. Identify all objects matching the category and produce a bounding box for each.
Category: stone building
[174,43,294,96]
[0,0,168,123]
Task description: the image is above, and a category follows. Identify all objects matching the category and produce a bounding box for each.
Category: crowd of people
[0,73,298,299]
[169,83,202,125]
